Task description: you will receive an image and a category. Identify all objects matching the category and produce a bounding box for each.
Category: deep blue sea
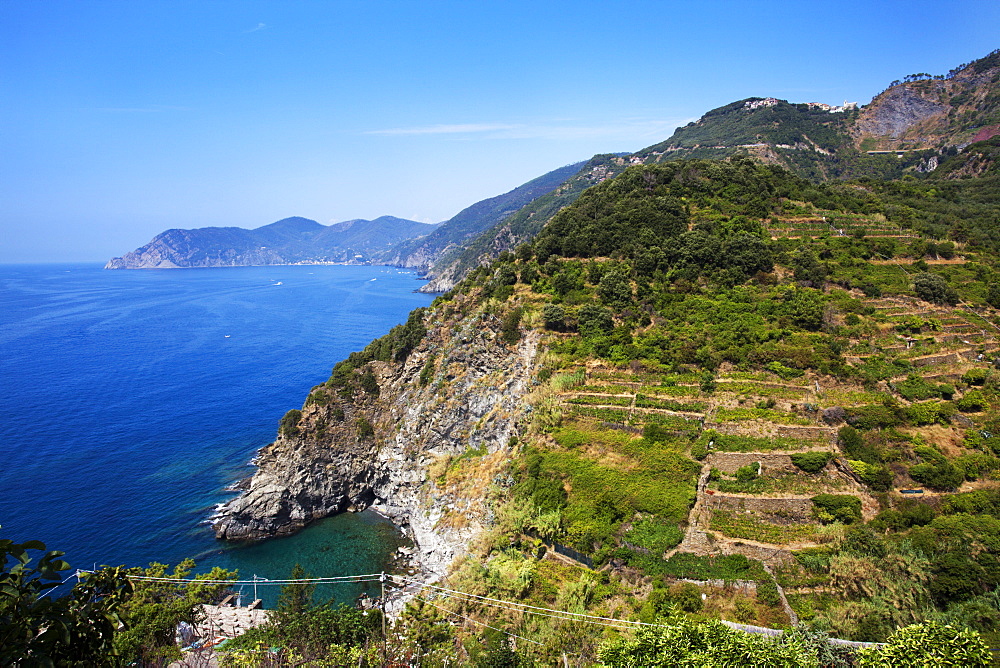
[0,263,433,604]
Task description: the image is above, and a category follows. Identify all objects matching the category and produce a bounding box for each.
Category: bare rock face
[212,294,540,577]
[854,85,948,139]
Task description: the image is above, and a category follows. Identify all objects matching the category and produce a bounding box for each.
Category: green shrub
[690,441,708,460]
[894,374,942,401]
[359,369,379,395]
[642,423,672,443]
[943,488,1000,516]
[656,552,767,581]
[756,580,782,607]
[623,518,684,555]
[279,409,302,438]
[790,451,833,473]
[765,360,804,380]
[577,303,614,338]
[963,368,988,386]
[356,417,375,441]
[909,461,963,490]
[811,494,862,524]
[957,389,987,412]
[847,460,893,491]
[856,621,990,667]
[848,404,902,430]
[542,303,565,330]
[903,400,953,425]
[735,463,759,483]
[500,307,523,344]
[419,355,436,387]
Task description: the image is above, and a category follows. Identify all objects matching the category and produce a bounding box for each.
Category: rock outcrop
[212,293,540,576]
[853,85,949,140]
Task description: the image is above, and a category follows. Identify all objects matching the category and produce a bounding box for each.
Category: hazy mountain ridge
[376,160,587,273]
[105,215,437,269]
[418,154,632,292]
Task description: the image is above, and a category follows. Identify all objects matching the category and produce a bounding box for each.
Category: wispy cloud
[366,118,697,142]
[245,22,266,33]
[89,105,190,113]
[366,123,522,136]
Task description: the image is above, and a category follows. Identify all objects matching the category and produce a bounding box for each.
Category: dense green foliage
[0,536,132,665]
[326,308,427,397]
[790,452,834,473]
[0,533,236,666]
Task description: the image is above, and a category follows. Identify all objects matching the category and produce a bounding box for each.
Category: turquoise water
[0,263,432,605]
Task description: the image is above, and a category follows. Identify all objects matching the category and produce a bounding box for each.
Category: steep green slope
[225,157,1000,663]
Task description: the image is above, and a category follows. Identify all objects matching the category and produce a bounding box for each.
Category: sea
[0,262,434,605]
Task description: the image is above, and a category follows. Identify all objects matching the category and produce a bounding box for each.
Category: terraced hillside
[413,159,1000,659]
[226,157,1000,664]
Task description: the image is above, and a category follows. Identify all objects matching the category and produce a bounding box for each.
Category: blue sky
[2,1,999,263]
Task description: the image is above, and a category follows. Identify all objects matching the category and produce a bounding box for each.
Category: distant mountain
[634,48,1000,181]
[376,161,586,272]
[418,154,627,292]
[105,216,437,269]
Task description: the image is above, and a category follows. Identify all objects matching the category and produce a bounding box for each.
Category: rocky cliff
[852,51,1000,150]
[212,292,540,576]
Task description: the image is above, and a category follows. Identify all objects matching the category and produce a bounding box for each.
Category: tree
[577,304,614,338]
[790,247,827,286]
[0,536,132,665]
[782,287,825,330]
[279,409,302,437]
[500,307,523,345]
[542,304,565,331]
[597,271,633,308]
[276,563,315,617]
[913,272,958,305]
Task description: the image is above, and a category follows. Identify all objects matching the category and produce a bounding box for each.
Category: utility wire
[409,584,639,632]
[391,575,654,629]
[36,571,80,601]
[125,573,384,585]
[414,595,543,646]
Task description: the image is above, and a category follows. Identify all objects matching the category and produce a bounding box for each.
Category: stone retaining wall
[705,452,795,474]
[704,494,814,521]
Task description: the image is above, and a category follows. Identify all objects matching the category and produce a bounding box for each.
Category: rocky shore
[212,295,540,581]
